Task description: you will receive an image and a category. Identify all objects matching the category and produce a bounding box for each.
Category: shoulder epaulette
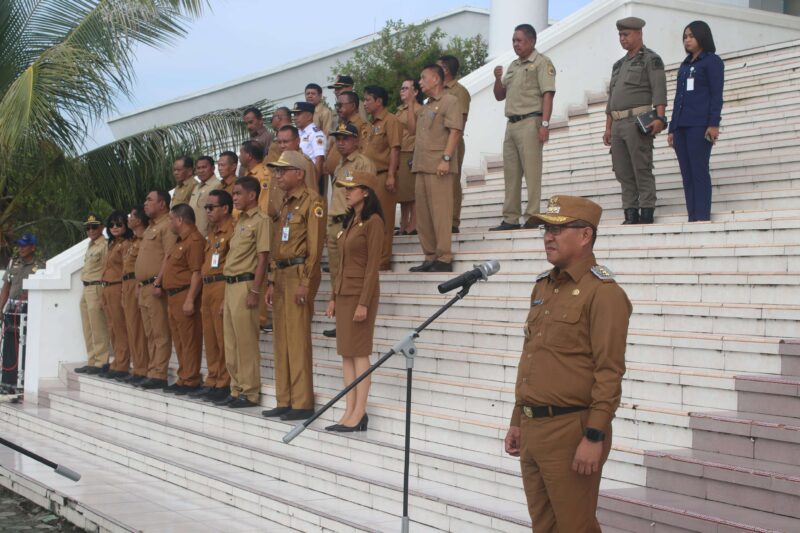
[535,270,550,282]
[591,265,616,282]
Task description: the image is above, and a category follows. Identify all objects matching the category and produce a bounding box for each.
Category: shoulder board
[613,57,624,69]
[535,270,550,282]
[591,265,616,282]
[311,125,320,132]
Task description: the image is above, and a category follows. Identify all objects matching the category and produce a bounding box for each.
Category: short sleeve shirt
[361,108,402,172]
[502,51,557,117]
[135,214,178,281]
[298,123,327,161]
[223,207,270,276]
[202,217,235,276]
[411,93,463,175]
[396,102,422,153]
[162,230,205,289]
[3,257,45,300]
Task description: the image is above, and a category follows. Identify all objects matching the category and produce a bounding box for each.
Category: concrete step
[735,374,800,419]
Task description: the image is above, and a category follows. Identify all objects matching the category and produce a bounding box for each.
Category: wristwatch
[541,120,550,129]
[584,428,605,442]
[441,154,452,162]
[656,116,668,125]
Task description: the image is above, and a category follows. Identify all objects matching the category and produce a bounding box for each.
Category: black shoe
[428,260,453,273]
[323,328,336,338]
[174,385,201,396]
[188,386,214,398]
[330,414,369,432]
[139,378,168,389]
[205,386,231,402]
[228,397,258,408]
[111,371,130,380]
[622,208,640,225]
[84,366,102,375]
[640,208,655,224]
[322,266,330,273]
[409,261,433,272]
[489,221,521,231]
[408,229,417,236]
[522,218,541,230]
[162,382,181,393]
[451,226,460,234]
[74,365,92,374]
[280,409,315,421]
[213,395,237,406]
[325,424,343,431]
[124,374,146,385]
[262,406,291,418]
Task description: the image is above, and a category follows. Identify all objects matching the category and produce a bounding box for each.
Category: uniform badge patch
[313,205,324,218]
[547,65,555,76]
[316,137,324,145]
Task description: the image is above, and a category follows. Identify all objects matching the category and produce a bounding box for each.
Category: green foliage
[332,19,488,111]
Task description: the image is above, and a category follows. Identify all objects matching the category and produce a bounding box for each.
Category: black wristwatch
[584,428,605,442]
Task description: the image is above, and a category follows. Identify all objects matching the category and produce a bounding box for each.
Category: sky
[86,0,591,149]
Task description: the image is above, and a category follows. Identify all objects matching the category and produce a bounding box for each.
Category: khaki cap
[335,170,379,192]
[529,195,603,228]
[267,151,306,169]
[83,213,103,227]
[616,17,645,30]
[330,123,359,137]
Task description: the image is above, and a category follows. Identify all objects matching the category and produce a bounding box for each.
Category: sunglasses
[109,222,126,228]
[204,204,221,211]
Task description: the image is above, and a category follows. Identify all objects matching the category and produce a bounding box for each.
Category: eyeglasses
[540,223,591,235]
[204,204,221,211]
[334,102,353,108]
[109,222,125,228]
[85,225,102,230]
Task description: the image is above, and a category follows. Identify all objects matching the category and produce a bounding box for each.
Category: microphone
[437,260,500,294]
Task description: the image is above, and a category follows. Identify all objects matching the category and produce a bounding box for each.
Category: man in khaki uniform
[263,151,325,421]
[409,64,463,273]
[189,155,222,235]
[243,106,273,153]
[191,189,235,402]
[172,156,197,206]
[438,55,471,233]
[272,125,317,218]
[160,203,205,394]
[215,176,270,408]
[328,75,369,122]
[505,195,631,532]
[75,214,110,374]
[120,207,148,385]
[324,91,370,178]
[135,190,177,389]
[603,17,667,225]
[362,85,402,271]
[306,83,333,136]
[491,24,556,231]
[218,151,239,195]
[267,107,292,164]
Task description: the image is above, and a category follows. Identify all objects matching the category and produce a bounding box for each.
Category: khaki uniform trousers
[611,118,657,209]
[326,218,344,284]
[273,265,319,410]
[167,290,202,387]
[138,285,172,380]
[502,117,544,224]
[415,172,454,263]
[519,410,612,532]
[375,170,397,270]
[80,285,109,367]
[452,137,466,228]
[201,281,230,388]
[223,280,261,402]
[101,283,130,372]
[122,279,148,377]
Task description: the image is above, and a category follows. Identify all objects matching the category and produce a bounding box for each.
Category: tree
[332,19,488,111]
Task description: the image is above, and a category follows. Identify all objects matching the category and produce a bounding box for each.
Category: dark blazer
[669,52,725,132]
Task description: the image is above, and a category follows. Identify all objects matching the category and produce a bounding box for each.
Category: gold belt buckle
[523,406,533,418]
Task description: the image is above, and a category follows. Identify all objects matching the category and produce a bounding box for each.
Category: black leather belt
[166,285,189,296]
[82,281,103,286]
[508,111,543,123]
[102,281,122,287]
[203,274,226,285]
[138,277,156,287]
[331,214,345,224]
[275,257,306,269]
[122,272,135,281]
[521,405,587,419]
[225,273,256,284]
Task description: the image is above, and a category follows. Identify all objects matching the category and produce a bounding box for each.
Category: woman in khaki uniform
[325,171,384,432]
[395,79,423,236]
[121,206,149,384]
[101,211,134,379]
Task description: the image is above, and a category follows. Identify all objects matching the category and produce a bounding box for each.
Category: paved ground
[0,486,84,531]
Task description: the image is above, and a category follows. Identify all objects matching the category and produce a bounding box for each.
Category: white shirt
[298,123,326,161]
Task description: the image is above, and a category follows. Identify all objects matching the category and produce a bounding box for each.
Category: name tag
[687,78,695,91]
[281,226,290,242]
[211,253,220,268]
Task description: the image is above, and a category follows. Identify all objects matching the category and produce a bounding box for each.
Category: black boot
[622,208,640,225]
[640,208,655,224]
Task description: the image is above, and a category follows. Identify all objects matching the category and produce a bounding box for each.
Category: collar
[213,217,234,235]
[344,151,359,162]
[684,51,708,64]
[371,107,388,121]
[176,179,192,188]
[286,185,307,201]
[251,126,268,140]
[177,227,195,241]
[152,213,168,226]
[241,206,260,218]
[519,50,539,64]
[550,253,596,283]
[426,92,443,102]
[222,175,236,187]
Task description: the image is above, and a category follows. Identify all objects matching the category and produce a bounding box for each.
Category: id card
[211,253,220,268]
[281,226,290,242]
[687,78,694,91]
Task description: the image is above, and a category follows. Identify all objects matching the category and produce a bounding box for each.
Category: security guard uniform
[2,256,44,303]
[512,195,632,532]
[80,222,110,369]
[101,238,130,373]
[122,234,148,378]
[443,79,471,230]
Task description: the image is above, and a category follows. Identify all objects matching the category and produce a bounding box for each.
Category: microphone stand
[283,280,478,533]
[0,437,81,481]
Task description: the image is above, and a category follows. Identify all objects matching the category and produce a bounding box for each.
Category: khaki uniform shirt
[314,102,334,136]
[224,207,270,276]
[101,239,125,282]
[251,126,273,152]
[172,179,196,206]
[135,213,177,281]
[81,237,107,282]
[247,162,272,216]
[325,115,370,175]
[330,153,376,216]
[3,257,45,300]
[511,254,632,430]
[189,177,222,236]
[265,140,282,164]
[607,46,668,113]
[221,175,236,195]
[443,79,471,121]
[122,237,139,275]
[272,187,325,288]
[411,93,463,175]
[362,108,402,173]
[396,102,422,153]
[162,229,205,289]
[202,217,235,277]
[501,50,557,117]
[332,214,383,307]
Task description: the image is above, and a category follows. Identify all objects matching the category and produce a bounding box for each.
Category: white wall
[460,0,800,171]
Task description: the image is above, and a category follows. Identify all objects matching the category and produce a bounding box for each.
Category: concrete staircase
[1,39,800,532]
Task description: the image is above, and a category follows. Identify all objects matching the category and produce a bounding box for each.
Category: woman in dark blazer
[325,170,384,432]
[668,20,724,222]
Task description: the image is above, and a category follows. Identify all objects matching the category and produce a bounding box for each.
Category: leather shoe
[262,406,291,418]
[139,378,168,389]
[489,221,521,231]
[280,409,315,421]
[174,385,201,396]
[325,424,343,431]
[322,328,336,338]
[329,414,369,432]
[123,374,145,385]
[205,387,230,402]
[427,260,453,272]
[451,226,460,234]
[409,261,433,272]
[213,394,237,406]
[162,382,181,393]
[188,386,214,398]
[228,396,258,408]
[85,366,101,375]
[74,365,91,374]
[522,218,541,230]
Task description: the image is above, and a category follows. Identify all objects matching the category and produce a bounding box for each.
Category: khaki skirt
[397,152,416,203]
[335,290,379,358]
